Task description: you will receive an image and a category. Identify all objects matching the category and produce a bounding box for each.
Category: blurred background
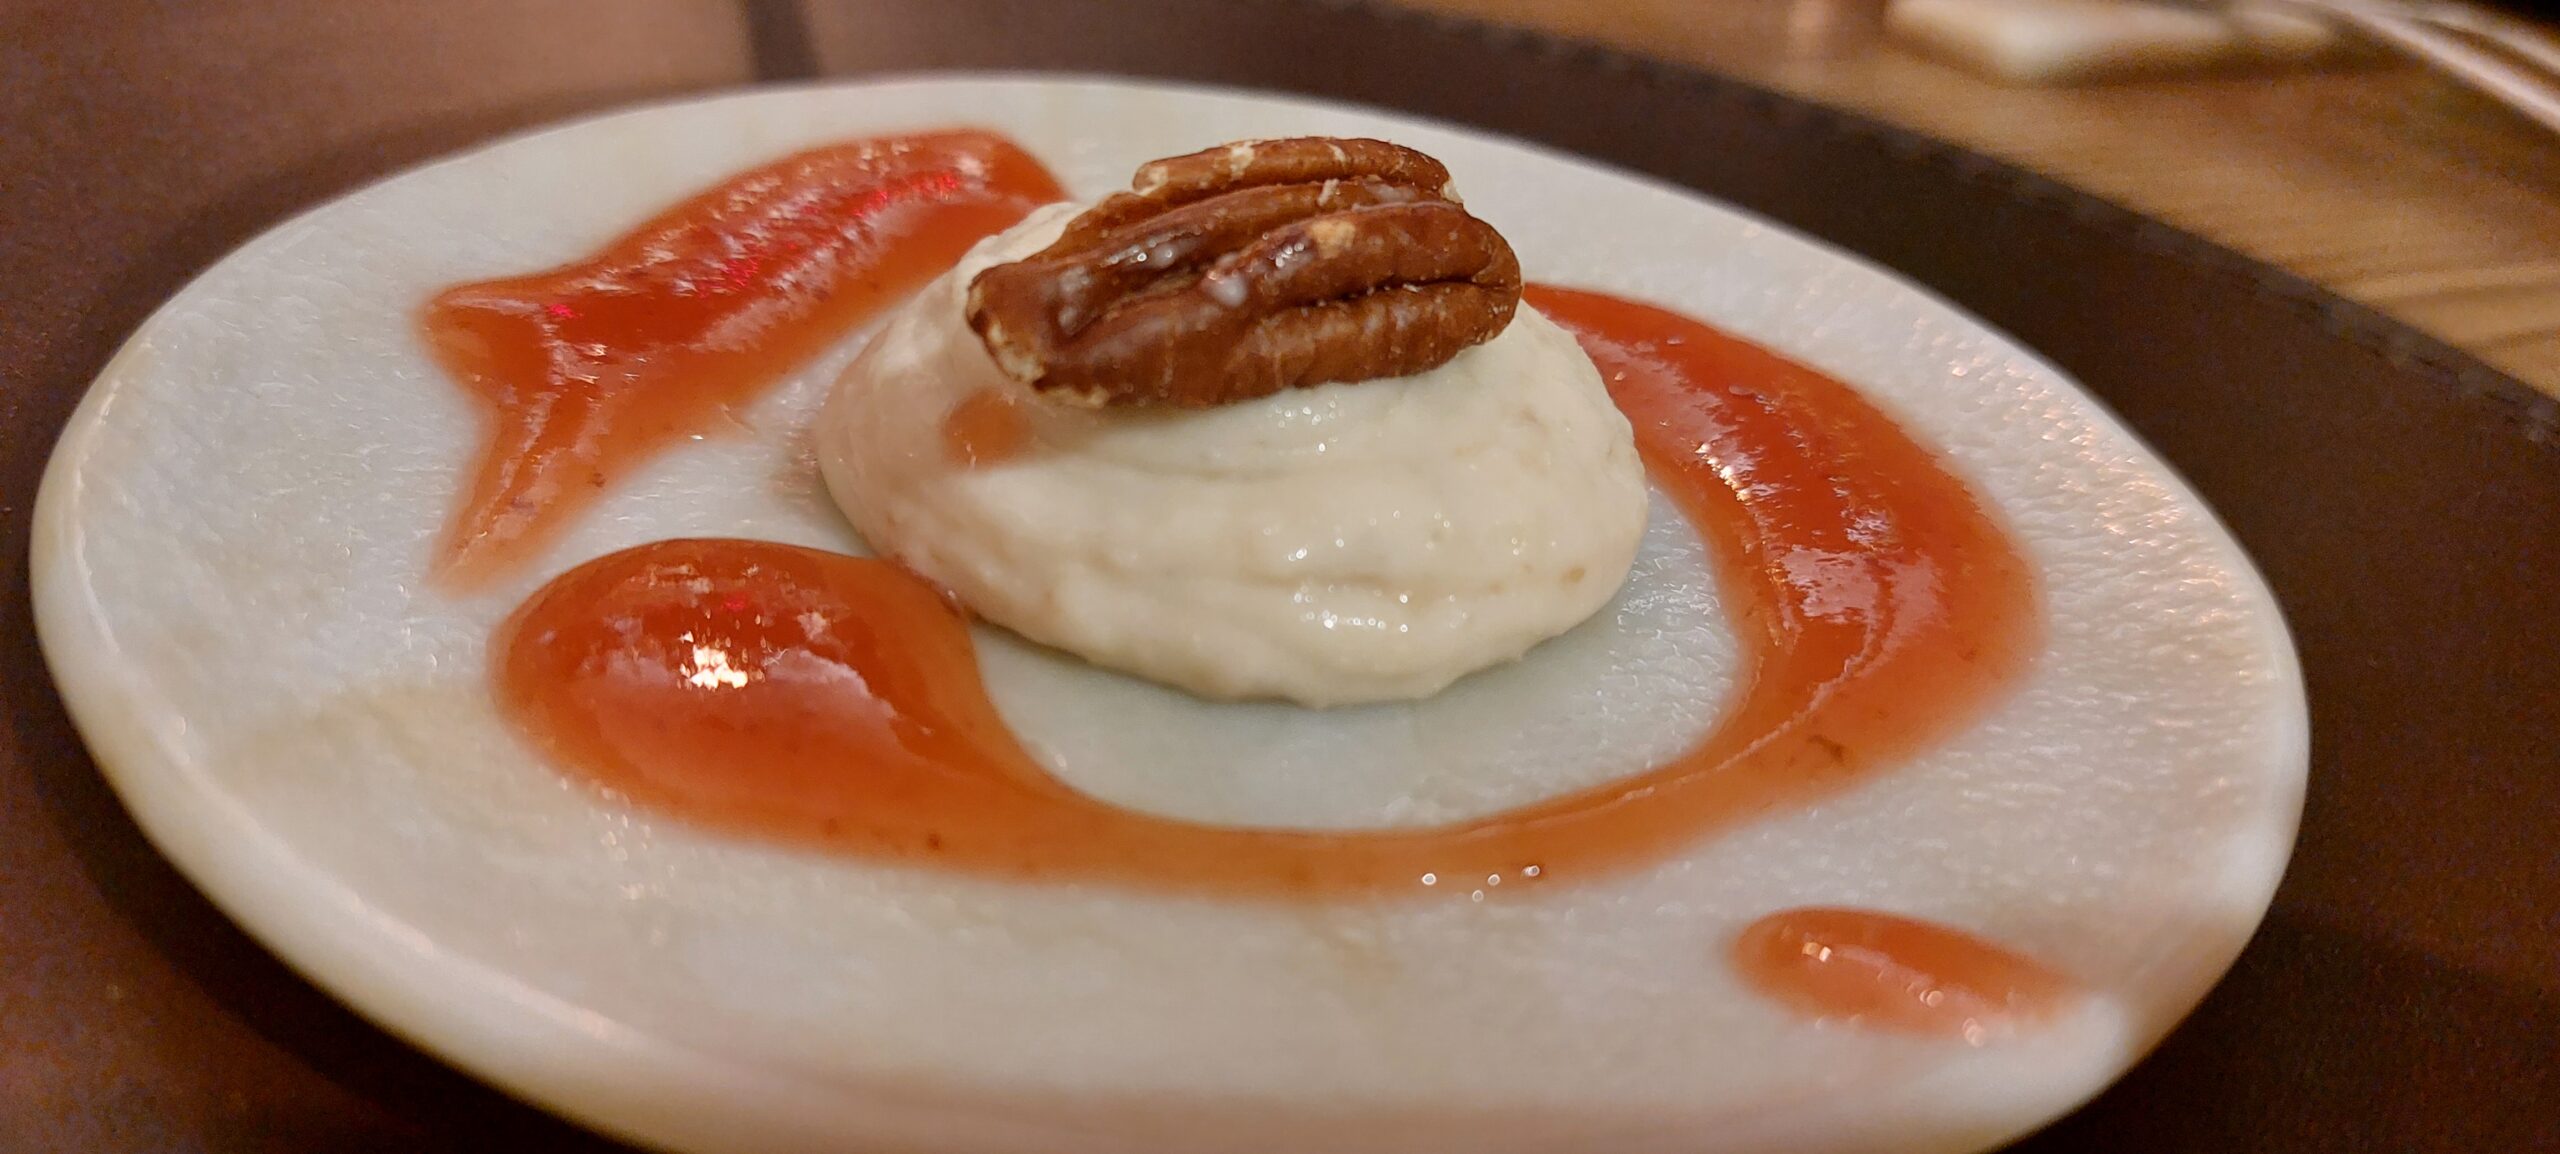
[1405,0,2560,399]
[8,0,2557,399]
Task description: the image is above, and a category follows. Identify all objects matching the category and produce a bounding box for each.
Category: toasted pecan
[965,138,1521,408]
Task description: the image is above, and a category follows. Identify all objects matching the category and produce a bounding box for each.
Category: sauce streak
[1733,907,2075,1039]
[494,285,2038,897]
[424,131,1064,587]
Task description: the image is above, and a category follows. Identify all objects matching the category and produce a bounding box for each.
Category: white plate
[31,77,2307,1154]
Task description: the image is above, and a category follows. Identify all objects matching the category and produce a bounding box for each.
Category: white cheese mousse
[816,203,1648,706]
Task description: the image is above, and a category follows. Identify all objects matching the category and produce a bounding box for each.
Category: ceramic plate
[31,77,2306,1154]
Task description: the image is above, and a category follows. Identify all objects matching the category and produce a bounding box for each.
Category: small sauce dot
[941,387,1035,468]
[1732,907,2075,1040]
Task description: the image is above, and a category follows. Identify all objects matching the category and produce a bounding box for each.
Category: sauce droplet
[424,130,1064,588]
[1733,907,2075,1040]
[493,286,2039,897]
[941,387,1035,468]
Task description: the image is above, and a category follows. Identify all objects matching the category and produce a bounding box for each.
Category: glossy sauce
[1733,907,2075,1039]
[494,284,2038,897]
[424,131,1064,587]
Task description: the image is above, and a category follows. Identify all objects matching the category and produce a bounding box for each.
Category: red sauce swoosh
[423,130,1064,588]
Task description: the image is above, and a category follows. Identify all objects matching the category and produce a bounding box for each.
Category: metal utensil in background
[2275,1,2560,134]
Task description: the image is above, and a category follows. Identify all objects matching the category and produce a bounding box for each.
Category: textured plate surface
[31,77,2306,1154]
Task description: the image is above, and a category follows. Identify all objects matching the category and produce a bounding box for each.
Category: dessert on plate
[465,132,2038,905]
[819,138,1649,705]
[30,79,2306,1154]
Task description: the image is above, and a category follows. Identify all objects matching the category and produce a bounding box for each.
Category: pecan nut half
[965,138,1523,408]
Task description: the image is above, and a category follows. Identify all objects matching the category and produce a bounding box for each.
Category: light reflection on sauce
[492,285,2038,898]
[423,130,1064,588]
[1733,907,2075,1039]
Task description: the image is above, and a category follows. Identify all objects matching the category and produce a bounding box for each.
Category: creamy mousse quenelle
[818,138,1645,705]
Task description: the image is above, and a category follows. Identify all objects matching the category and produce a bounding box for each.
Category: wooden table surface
[1402,0,2560,399]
